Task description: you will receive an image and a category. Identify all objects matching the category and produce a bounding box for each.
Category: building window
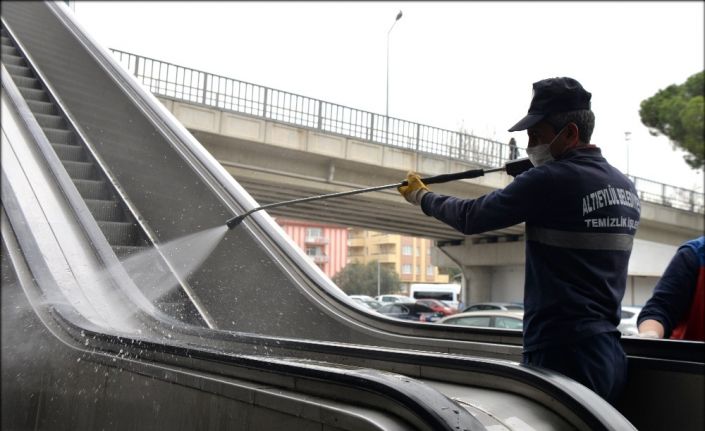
[402,245,413,256]
[427,265,434,276]
[402,264,412,274]
[305,227,328,244]
[306,246,322,256]
[415,265,420,275]
[307,227,322,237]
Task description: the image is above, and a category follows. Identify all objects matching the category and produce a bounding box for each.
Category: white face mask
[526,143,554,166]
[526,126,567,166]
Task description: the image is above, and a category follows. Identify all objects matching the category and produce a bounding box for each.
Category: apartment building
[275,218,348,278]
[347,228,449,289]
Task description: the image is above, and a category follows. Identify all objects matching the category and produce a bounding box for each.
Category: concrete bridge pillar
[462,267,493,304]
[435,239,526,306]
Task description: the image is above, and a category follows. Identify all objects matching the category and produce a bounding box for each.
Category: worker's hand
[398,172,429,206]
[637,319,664,339]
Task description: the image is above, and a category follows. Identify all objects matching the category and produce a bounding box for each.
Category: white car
[618,306,643,336]
[375,294,415,304]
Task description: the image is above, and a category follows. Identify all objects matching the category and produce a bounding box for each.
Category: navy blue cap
[508,77,592,132]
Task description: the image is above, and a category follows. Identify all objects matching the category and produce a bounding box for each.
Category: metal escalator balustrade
[1,28,149,260]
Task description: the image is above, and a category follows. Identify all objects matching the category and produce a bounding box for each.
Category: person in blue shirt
[637,236,705,341]
[398,77,640,405]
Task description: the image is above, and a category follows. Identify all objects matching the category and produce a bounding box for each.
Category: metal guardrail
[628,175,703,213]
[110,49,703,214]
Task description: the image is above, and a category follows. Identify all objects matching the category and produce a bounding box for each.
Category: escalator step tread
[73,178,110,200]
[52,143,85,162]
[1,54,25,67]
[26,100,56,115]
[34,113,65,129]
[4,63,33,78]
[43,127,75,145]
[62,160,96,180]
[9,73,38,89]
[1,44,17,55]
[18,86,47,102]
[112,245,150,260]
[98,221,139,246]
[85,198,125,222]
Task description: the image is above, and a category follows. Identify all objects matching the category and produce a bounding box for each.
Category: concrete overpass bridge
[111,49,704,304]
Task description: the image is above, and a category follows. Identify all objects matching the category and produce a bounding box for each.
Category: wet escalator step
[10,75,40,90]
[43,128,75,145]
[85,198,124,222]
[1,44,17,56]
[34,113,65,129]
[112,245,149,260]
[1,54,25,67]
[4,63,33,78]
[17,87,48,102]
[73,179,110,200]
[98,221,139,246]
[62,160,96,180]
[52,143,85,162]
[26,100,57,115]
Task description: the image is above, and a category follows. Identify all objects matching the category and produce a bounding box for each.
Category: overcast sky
[72,1,704,191]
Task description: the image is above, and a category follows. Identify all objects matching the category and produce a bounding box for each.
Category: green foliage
[639,71,704,169]
[438,265,462,281]
[332,261,400,297]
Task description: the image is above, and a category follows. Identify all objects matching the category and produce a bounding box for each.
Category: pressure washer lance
[225,157,533,229]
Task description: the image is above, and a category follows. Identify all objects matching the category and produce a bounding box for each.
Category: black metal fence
[110,49,703,214]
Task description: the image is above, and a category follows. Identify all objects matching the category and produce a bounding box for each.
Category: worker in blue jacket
[637,236,705,341]
[398,77,640,404]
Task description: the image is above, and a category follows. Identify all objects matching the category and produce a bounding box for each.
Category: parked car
[376,303,444,322]
[437,310,524,330]
[618,306,643,336]
[415,298,457,316]
[375,294,415,304]
[462,302,524,313]
[349,295,382,310]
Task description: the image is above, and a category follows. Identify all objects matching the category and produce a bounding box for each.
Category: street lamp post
[624,131,632,175]
[377,260,381,297]
[385,10,403,142]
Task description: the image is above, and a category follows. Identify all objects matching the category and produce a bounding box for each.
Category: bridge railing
[628,175,703,213]
[109,49,520,168]
[110,49,703,214]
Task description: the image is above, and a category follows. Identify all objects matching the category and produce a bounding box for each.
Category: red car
[415,299,456,316]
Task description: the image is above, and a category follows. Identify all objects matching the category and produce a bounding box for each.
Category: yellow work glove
[398,172,430,206]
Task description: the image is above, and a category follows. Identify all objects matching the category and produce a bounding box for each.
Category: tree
[438,265,462,282]
[332,261,400,297]
[639,71,704,169]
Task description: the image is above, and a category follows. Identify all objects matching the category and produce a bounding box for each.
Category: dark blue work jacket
[421,147,640,351]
